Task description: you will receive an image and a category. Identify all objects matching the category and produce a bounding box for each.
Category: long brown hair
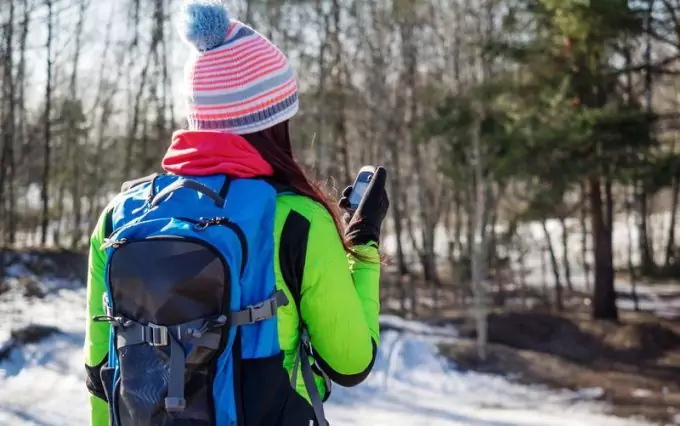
[243,121,352,253]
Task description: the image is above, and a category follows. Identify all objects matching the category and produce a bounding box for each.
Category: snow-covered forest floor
[3,209,680,425]
[0,269,657,426]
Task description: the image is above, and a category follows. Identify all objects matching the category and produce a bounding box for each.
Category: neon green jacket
[84,193,381,425]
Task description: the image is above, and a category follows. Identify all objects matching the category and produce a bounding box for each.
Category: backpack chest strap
[113,317,225,413]
[115,319,224,350]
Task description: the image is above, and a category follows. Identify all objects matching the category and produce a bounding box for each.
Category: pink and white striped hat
[179,1,298,135]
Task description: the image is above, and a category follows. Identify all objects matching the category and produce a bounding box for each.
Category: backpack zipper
[104,216,248,278]
[181,217,248,278]
[101,238,128,250]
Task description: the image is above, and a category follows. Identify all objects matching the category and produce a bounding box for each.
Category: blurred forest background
[3,0,680,423]
[2,0,680,331]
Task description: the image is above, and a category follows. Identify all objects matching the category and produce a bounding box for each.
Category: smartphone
[349,166,376,210]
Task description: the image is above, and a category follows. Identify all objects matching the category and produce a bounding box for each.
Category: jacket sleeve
[84,208,111,426]
[300,210,381,387]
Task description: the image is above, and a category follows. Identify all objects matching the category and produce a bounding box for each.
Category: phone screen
[349,181,369,208]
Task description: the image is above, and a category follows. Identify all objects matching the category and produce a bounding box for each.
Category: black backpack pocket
[107,238,230,426]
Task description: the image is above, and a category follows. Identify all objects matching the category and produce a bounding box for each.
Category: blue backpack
[94,174,326,426]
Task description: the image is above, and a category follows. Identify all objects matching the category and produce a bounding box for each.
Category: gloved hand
[338,167,390,246]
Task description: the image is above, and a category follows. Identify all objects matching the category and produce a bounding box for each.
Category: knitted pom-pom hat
[178,1,298,134]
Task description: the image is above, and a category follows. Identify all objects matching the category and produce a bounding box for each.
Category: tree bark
[52,180,65,246]
[400,10,439,288]
[640,0,656,275]
[639,183,654,274]
[12,0,29,245]
[580,182,591,291]
[0,0,15,245]
[560,215,573,292]
[313,0,330,178]
[542,219,563,311]
[470,97,489,361]
[329,0,351,185]
[665,175,679,267]
[384,34,409,277]
[40,0,54,247]
[244,0,254,23]
[68,0,88,249]
[627,185,640,311]
[590,176,618,320]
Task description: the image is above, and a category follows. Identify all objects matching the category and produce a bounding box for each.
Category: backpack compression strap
[291,329,328,426]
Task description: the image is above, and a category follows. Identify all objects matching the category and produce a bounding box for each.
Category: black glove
[338,167,390,246]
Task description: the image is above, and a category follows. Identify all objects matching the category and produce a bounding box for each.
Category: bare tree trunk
[517,240,528,308]
[400,10,439,287]
[0,0,15,245]
[313,0,330,177]
[470,101,488,361]
[454,189,463,263]
[639,0,656,275]
[639,184,654,274]
[385,71,409,276]
[580,182,591,291]
[162,0,175,131]
[123,0,146,180]
[541,247,549,302]
[399,273,409,317]
[124,66,150,179]
[53,182,65,246]
[487,199,498,272]
[67,0,88,249]
[542,219,563,311]
[444,198,457,306]
[244,0,254,22]
[11,0,29,245]
[627,185,639,311]
[85,2,116,227]
[623,42,639,311]
[665,174,679,267]
[560,215,573,292]
[40,0,54,247]
[326,0,351,185]
[591,176,618,320]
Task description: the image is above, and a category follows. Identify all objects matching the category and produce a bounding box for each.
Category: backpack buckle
[144,323,169,347]
[247,299,277,323]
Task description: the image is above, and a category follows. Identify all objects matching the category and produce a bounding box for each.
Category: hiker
[83,2,388,426]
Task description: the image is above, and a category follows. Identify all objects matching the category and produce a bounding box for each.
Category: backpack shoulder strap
[104,173,162,238]
[150,178,226,208]
[121,173,159,192]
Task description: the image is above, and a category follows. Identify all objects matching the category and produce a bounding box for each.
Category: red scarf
[162,130,274,177]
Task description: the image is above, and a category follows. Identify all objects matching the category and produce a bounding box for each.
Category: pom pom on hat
[179,0,231,52]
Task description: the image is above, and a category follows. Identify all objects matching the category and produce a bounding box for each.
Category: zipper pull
[210,217,230,225]
[194,217,229,231]
[100,238,128,250]
[194,219,210,231]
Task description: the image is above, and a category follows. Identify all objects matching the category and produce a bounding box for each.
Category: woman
[84,2,388,425]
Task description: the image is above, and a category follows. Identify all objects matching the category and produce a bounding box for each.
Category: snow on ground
[0,289,653,426]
